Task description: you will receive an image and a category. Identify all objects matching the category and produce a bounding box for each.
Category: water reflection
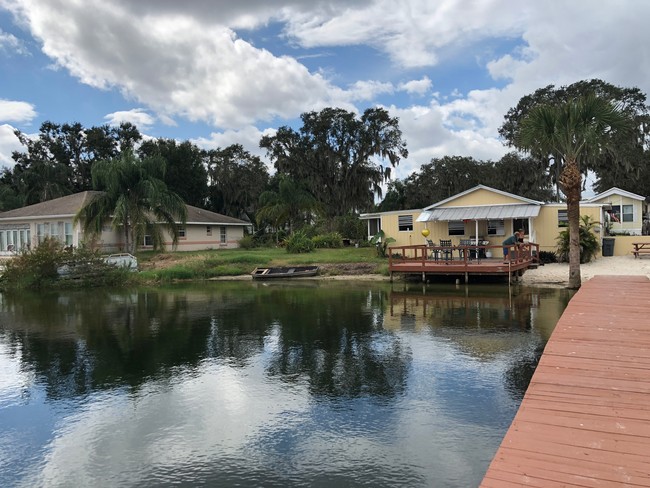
[0,282,572,487]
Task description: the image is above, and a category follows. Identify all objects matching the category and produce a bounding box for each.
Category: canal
[0,281,572,487]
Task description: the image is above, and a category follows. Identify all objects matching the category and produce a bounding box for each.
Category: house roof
[416,204,541,222]
[423,185,544,210]
[0,191,102,219]
[185,205,249,226]
[0,191,250,226]
[584,187,646,203]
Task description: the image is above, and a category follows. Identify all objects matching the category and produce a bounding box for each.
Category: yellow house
[360,185,605,257]
[584,187,647,236]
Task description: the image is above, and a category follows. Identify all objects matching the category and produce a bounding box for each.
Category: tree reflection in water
[0,283,411,401]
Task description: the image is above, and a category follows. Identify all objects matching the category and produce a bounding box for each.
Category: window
[144,235,153,246]
[448,220,465,236]
[179,227,186,239]
[398,215,413,232]
[65,223,73,246]
[206,225,212,236]
[51,222,60,242]
[220,226,227,243]
[609,206,621,223]
[557,210,568,227]
[37,223,50,243]
[368,218,381,237]
[487,219,505,236]
[623,205,634,222]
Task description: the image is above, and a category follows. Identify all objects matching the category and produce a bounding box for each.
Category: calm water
[0,281,572,487]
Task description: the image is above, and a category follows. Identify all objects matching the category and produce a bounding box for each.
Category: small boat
[251,266,319,280]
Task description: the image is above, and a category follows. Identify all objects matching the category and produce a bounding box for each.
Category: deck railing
[388,242,540,268]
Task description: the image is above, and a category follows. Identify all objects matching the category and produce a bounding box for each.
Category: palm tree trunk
[559,159,582,289]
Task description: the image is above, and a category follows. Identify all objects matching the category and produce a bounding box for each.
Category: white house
[0,191,251,255]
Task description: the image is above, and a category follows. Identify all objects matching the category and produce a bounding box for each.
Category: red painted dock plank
[481,275,650,487]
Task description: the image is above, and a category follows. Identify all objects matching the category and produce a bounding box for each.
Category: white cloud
[5,1,352,130]
[191,125,275,172]
[0,29,29,55]
[398,77,432,96]
[0,124,23,167]
[0,99,37,123]
[104,109,156,130]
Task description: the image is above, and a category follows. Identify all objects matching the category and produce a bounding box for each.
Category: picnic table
[632,242,650,258]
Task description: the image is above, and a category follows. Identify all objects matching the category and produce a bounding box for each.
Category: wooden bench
[632,242,650,258]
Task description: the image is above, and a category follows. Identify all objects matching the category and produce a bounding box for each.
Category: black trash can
[602,237,615,257]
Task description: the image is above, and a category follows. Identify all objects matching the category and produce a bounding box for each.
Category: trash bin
[602,237,615,257]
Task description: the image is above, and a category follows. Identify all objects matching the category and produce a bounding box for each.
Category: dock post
[465,272,468,284]
[422,271,425,283]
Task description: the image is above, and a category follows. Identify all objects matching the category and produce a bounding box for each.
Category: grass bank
[136,247,388,283]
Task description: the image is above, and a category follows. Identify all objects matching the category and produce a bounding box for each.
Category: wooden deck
[388,243,538,282]
[481,275,650,487]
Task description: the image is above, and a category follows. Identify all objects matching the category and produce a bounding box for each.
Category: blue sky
[1,0,649,183]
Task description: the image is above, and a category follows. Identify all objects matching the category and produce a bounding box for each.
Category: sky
[1,0,649,185]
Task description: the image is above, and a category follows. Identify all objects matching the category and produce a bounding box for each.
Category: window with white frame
[37,223,51,243]
[65,223,73,246]
[487,219,505,236]
[206,225,212,236]
[179,227,186,239]
[448,220,465,236]
[220,226,227,243]
[398,214,413,231]
[623,204,634,222]
[368,218,381,238]
[557,210,568,227]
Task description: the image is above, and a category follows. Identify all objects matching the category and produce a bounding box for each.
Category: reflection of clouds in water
[0,342,33,405]
[20,359,311,487]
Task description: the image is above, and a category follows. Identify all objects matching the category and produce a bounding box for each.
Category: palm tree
[256,176,322,240]
[75,150,187,253]
[515,93,631,288]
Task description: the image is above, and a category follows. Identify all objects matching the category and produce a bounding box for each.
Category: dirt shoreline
[213,256,650,286]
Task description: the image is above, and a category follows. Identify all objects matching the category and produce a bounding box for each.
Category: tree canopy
[261,107,408,217]
[377,153,554,211]
[500,79,650,199]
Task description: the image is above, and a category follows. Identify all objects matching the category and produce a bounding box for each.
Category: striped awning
[416,204,541,222]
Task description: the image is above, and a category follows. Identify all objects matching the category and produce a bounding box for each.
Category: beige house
[360,185,607,257]
[0,191,250,255]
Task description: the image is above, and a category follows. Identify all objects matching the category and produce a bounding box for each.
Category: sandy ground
[520,255,650,286]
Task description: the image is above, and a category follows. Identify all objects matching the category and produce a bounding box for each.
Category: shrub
[312,232,343,249]
[0,238,131,290]
[285,230,314,254]
[556,215,601,263]
[538,250,557,264]
[238,234,256,249]
[369,230,396,258]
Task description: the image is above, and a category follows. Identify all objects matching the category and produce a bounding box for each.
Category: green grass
[136,247,385,283]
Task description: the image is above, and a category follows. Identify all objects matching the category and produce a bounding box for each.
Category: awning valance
[416,204,540,222]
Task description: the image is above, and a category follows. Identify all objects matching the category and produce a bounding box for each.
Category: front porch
[388,243,539,283]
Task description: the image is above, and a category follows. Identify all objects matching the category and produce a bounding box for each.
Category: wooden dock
[481,275,650,487]
[388,243,538,282]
